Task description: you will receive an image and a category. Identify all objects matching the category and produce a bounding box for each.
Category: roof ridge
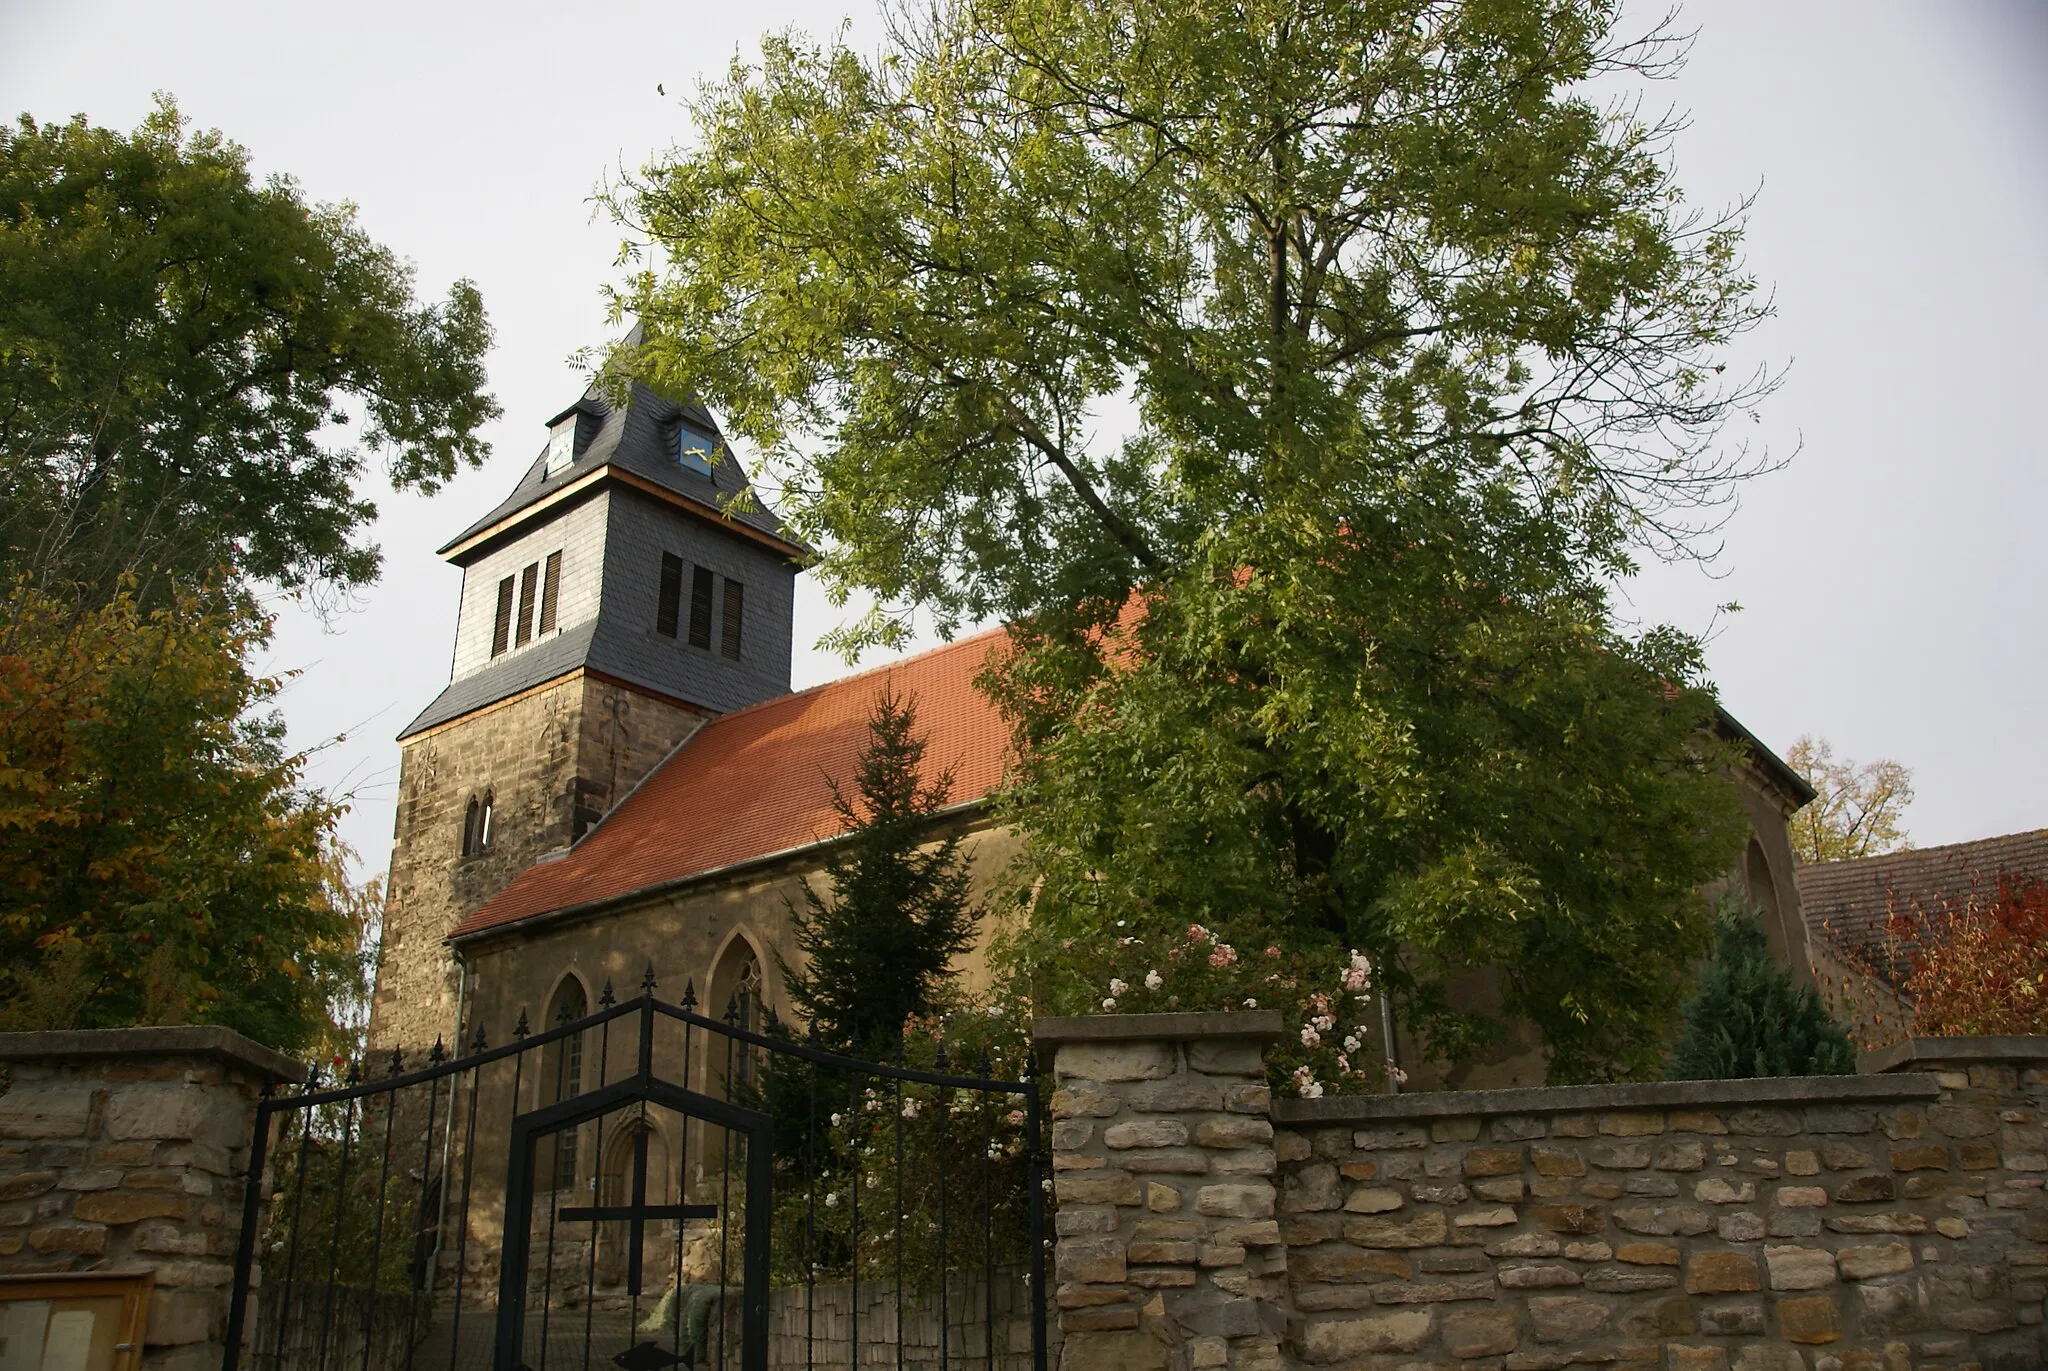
[694,624,1010,729]
[1800,827,2048,875]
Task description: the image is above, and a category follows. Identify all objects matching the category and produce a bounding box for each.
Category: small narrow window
[477,791,494,852]
[721,578,745,660]
[514,563,539,647]
[544,415,578,477]
[656,553,683,638]
[491,577,515,657]
[687,567,714,649]
[539,551,562,635]
[462,796,480,856]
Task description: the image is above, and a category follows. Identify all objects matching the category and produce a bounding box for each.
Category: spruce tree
[1668,902,1857,1080]
[779,688,982,1054]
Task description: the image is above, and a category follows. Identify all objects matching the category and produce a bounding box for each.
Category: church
[365,372,1818,1091]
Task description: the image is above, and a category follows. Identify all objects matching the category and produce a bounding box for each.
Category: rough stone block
[1668,1111,1728,1135]
[1411,1182,1467,1205]
[1817,1141,1876,1171]
[1127,1267,1197,1288]
[1123,1148,1210,1174]
[1615,1241,1680,1266]
[74,1191,186,1224]
[1765,1245,1836,1290]
[1106,1119,1188,1150]
[1342,1188,1402,1214]
[1215,1219,1281,1247]
[1294,1310,1433,1361]
[1472,1177,1524,1202]
[1053,1121,1095,1151]
[1582,1266,1679,1293]
[1834,1174,1896,1203]
[0,1089,93,1141]
[1730,1348,1804,1371]
[1052,1087,1122,1119]
[1462,1146,1522,1176]
[1613,1203,1710,1236]
[1282,1164,1341,1213]
[1491,1115,1547,1142]
[1352,1125,1428,1151]
[1195,1117,1272,1149]
[1623,1175,1678,1197]
[1209,1148,1274,1176]
[1185,1039,1264,1076]
[1666,1347,1731,1371]
[1697,1301,1766,1335]
[1889,1144,1948,1171]
[1591,1142,1651,1169]
[1056,1043,1176,1082]
[1784,1149,1820,1175]
[1694,1177,1755,1204]
[1928,1104,1999,1137]
[1563,1240,1612,1261]
[1341,1210,1448,1249]
[1685,1250,1761,1294]
[1126,1240,1198,1265]
[1526,1295,1610,1343]
[1057,1236,1128,1285]
[1451,1206,1517,1228]
[1126,1077,1227,1113]
[1530,1147,1584,1177]
[1368,1277,1493,1304]
[1147,1183,1181,1213]
[1431,1118,1482,1142]
[1193,1184,1273,1219]
[27,1223,106,1255]
[1718,1210,1764,1242]
[1058,1174,1142,1206]
[1528,1203,1605,1235]
[1498,1264,1581,1288]
[1059,1308,1143,1334]
[1823,1212,1926,1235]
[1599,1113,1665,1136]
[1803,1106,1874,1135]
[1487,1231,1561,1258]
[1958,1142,2000,1170]
[1656,1142,1706,1172]
[1837,1241,1913,1279]
[1726,1109,1801,1137]
[1773,1186,1828,1208]
[1289,1243,1410,1283]
[1440,1306,1519,1357]
[1776,1294,1840,1344]
[145,1287,222,1346]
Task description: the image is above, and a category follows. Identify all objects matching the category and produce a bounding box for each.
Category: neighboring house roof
[1798,828,2048,960]
[450,627,1014,942]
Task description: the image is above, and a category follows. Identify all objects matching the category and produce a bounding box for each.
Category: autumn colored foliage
[1826,874,2048,1047]
[0,582,368,1051]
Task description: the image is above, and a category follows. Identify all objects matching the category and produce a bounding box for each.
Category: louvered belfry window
[721,578,745,660]
[539,551,562,635]
[515,563,539,646]
[491,576,515,656]
[656,553,684,637]
[688,566,714,649]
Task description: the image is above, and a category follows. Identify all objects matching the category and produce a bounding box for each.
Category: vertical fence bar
[934,1047,949,1371]
[582,988,616,1371]
[271,1068,323,1371]
[805,1027,819,1371]
[978,1056,993,1371]
[357,1055,403,1371]
[221,1086,278,1371]
[892,1046,904,1371]
[404,1045,447,1371]
[1023,1054,1048,1371]
[314,1065,361,1371]
[449,1030,487,1371]
[718,1005,737,1371]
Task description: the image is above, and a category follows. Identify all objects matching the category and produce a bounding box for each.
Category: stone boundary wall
[0,1027,303,1371]
[1035,1014,2048,1371]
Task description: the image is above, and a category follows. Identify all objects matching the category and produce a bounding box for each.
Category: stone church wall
[370,671,706,1055]
[1038,1015,2048,1371]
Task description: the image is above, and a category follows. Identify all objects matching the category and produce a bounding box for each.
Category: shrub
[1828,874,2048,1046]
[1667,904,1856,1080]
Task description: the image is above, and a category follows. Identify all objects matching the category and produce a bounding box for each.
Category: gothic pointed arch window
[709,938,766,1096]
[462,796,480,856]
[544,975,588,1192]
[476,790,494,854]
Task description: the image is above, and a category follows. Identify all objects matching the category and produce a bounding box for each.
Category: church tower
[366,370,806,1053]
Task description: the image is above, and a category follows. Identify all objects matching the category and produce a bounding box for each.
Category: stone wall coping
[1859,1033,2048,1074]
[1272,1070,1939,1125]
[1032,1009,1285,1045]
[0,1025,306,1083]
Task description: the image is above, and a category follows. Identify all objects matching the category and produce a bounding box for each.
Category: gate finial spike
[934,1042,949,1072]
[389,1047,405,1076]
[723,994,740,1026]
[807,1020,821,1046]
[600,979,617,1009]
[680,980,697,1011]
[344,1058,362,1086]
[558,999,575,1026]
[977,1046,992,1077]
[428,1035,446,1065]
[642,963,658,996]
[472,1024,488,1053]
[514,1008,530,1039]
[305,1062,323,1091]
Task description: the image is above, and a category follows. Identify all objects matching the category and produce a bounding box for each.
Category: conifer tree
[1668,902,1856,1080]
[779,688,982,1054]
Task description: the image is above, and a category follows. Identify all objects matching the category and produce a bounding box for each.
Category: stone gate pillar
[1033,1011,1288,1371]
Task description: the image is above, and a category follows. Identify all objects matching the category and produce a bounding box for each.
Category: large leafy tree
[0,97,498,601]
[0,583,368,1053]
[1786,734,1912,864]
[611,0,1771,1079]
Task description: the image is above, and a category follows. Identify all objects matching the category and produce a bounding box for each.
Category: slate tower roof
[398,364,807,740]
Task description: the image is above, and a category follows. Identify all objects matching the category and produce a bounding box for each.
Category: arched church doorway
[595,1119,673,1287]
[542,974,589,1199]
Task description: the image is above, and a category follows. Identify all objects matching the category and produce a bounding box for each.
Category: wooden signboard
[0,1274,154,1371]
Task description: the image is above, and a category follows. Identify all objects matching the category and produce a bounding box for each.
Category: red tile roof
[451,629,1013,940]
[1798,828,2048,959]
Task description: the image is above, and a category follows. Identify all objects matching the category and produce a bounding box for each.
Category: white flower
[1300,1026,1321,1048]
[1242,998,1258,1009]
[1144,970,1163,991]
[987,1005,1003,1017]
[825,1192,839,1208]
[830,1113,843,1127]
[902,1098,921,1119]
[1301,1081,1324,1099]
[1102,997,1117,1010]
[1312,1015,1335,1032]
[1108,978,1129,996]
[1342,1036,1361,1054]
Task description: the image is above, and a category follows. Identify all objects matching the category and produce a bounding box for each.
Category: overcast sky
[4,1,2044,877]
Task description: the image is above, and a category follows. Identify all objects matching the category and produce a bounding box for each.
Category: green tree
[0,582,367,1054]
[611,0,1773,1079]
[0,97,498,602]
[1668,901,1856,1080]
[1787,734,1912,864]
[778,689,983,1053]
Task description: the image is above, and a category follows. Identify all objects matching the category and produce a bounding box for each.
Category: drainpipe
[426,951,471,1300]
[1379,991,1401,1095]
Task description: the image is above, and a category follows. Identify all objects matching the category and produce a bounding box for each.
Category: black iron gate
[223,973,1049,1371]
